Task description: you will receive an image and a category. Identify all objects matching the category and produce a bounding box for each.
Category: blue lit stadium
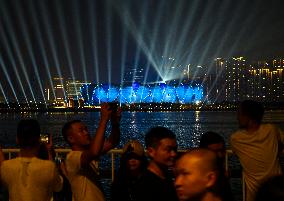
[81,82,203,105]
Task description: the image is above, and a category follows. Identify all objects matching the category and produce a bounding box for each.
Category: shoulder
[260,123,277,131]
[33,158,57,168]
[230,130,245,141]
[66,151,83,163]
[2,158,17,164]
[65,151,83,172]
[1,158,18,169]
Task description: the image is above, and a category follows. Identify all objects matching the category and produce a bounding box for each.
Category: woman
[111,140,148,201]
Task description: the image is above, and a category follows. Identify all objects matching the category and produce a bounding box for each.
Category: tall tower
[224,57,247,102]
[53,77,66,105]
[213,58,226,102]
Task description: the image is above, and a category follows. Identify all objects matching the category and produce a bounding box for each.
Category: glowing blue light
[81,83,204,105]
[176,85,186,103]
[81,84,95,105]
[136,86,151,103]
[163,86,176,103]
[93,85,119,103]
[152,86,164,103]
[119,87,133,104]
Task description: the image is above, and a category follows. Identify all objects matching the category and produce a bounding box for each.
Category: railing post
[242,174,246,201]
[111,151,115,182]
[225,150,229,172]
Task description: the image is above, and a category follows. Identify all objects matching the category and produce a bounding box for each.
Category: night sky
[1,0,284,101]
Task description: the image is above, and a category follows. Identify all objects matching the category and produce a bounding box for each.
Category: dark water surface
[0,110,283,148]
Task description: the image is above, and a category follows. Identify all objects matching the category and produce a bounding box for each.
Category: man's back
[231,123,282,201]
[1,157,62,201]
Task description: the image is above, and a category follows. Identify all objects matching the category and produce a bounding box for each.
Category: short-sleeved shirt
[65,151,105,201]
[230,124,283,201]
[1,157,63,201]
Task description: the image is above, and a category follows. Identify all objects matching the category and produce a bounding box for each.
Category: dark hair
[255,175,284,201]
[17,119,40,148]
[62,120,82,143]
[199,132,225,148]
[239,100,264,124]
[145,126,176,148]
[118,152,148,178]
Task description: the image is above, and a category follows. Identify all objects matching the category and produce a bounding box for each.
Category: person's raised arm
[102,107,122,154]
[81,104,112,167]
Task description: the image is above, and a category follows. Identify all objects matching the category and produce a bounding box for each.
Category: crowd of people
[0,100,283,201]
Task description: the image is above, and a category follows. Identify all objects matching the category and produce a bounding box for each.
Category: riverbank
[0,102,284,113]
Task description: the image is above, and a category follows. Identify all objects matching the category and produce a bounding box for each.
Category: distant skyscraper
[0,93,4,103]
[212,57,284,103]
[123,64,145,85]
[53,77,65,103]
[65,79,91,100]
[248,59,284,102]
[213,58,226,102]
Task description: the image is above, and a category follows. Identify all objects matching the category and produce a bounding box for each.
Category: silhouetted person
[230,100,283,201]
[255,175,284,201]
[199,132,234,201]
[200,132,226,161]
[111,140,148,201]
[0,119,63,201]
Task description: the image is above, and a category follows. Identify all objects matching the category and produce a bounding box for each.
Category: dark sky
[1,0,284,101]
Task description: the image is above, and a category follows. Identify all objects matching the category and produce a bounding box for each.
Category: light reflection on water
[0,111,283,149]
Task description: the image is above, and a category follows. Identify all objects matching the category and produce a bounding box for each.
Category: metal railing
[2,149,244,200]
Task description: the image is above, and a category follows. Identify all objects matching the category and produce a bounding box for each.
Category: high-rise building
[224,57,248,102]
[53,77,65,104]
[0,93,4,103]
[248,59,284,102]
[65,79,91,100]
[212,57,284,103]
[213,58,226,102]
[123,64,145,85]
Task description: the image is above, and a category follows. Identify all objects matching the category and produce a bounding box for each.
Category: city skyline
[1,0,284,102]
[0,55,283,105]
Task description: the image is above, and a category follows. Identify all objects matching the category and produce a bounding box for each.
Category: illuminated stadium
[81,82,203,105]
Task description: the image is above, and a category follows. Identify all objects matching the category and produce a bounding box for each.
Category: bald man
[175,148,226,201]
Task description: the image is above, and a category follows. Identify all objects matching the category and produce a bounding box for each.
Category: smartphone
[40,133,50,144]
[54,156,62,165]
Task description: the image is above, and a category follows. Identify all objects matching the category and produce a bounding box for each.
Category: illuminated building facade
[224,57,248,102]
[248,59,284,102]
[0,91,5,103]
[212,58,226,102]
[65,80,91,99]
[214,57,284,103]
[52,77,66,105]
[65,79,91,107]
[81,82,203,105]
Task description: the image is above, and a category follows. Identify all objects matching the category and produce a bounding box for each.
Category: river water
[0,110,284,148]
